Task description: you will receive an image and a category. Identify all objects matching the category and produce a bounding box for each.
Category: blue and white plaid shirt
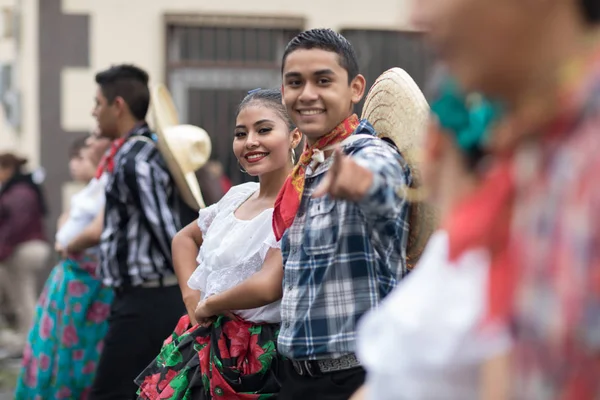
[277,120,411,360]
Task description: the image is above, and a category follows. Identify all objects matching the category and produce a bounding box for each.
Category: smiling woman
[234,89,297,177]
[134,89,301,400]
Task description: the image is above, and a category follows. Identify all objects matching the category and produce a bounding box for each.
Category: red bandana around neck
[272,114,360,241]
[94,122,150,179]
[95,137,126,179]
[443,158,515,325]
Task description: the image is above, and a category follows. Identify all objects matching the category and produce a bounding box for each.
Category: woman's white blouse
[187,182,281,324]
[357,230,512,400]
[55,174,108,253]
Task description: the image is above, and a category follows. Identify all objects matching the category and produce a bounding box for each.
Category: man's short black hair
[580,0,600,24]
[282,28,360,84]
[95,64,150,121]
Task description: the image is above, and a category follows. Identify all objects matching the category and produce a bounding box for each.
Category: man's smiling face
[282,48,364,144]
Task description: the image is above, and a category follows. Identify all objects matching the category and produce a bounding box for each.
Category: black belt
[113,275,179,295]
[289,353,361,377]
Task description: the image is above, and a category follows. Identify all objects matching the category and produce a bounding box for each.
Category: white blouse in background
[55,174,108,254]
[187,182,281,324]
[357,230,512,400]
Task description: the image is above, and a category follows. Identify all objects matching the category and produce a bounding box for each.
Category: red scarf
[272,114,360,241]
[95,123,151,179]
[95,137,126,179]
[443,158,515,325]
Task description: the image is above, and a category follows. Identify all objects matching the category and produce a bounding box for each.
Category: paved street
[0,357,19,399]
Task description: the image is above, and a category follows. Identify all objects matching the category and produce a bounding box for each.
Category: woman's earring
[238,160,248,174]
[290,148,296,165]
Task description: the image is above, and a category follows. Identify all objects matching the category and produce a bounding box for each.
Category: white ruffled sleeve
[259,229,281,260]
[197,203,218,236]
[197,182,260,236]
[189,182,262,294]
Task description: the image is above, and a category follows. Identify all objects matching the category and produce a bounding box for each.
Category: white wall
[0,0,18,153]
[1,0,414,165]
[0,0,39,169]
[61,0,414,132]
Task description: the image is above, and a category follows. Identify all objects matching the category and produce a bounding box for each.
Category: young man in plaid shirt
[273,29,412,399]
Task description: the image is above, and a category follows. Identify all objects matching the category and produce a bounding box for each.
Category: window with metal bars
[340,29,434,115]
[164,15,303,185]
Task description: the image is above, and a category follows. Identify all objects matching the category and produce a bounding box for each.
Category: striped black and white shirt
[99,123,197,288]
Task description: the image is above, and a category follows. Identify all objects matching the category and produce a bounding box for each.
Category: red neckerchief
[442,158,515,325]
[272,114,360,241]
[94,122,149,179]
[95,137,126,179]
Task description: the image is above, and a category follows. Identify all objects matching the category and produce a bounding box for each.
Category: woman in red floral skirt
[135,88,302,399]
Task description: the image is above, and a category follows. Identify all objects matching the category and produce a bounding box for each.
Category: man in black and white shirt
[88,64,196,399]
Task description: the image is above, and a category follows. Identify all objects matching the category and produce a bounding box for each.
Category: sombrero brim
[151,84,207,210]
[362,68,438,268]
[152,84,179,128]
[155,134,207,210]
[362,67,429,165]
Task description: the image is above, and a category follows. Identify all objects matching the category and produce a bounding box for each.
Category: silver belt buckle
[140,275,178,288]
[291,360,317,377]
[291,360,305,376]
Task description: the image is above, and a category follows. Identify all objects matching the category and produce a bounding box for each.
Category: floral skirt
[15,255,114,399]
[135,314,282,400]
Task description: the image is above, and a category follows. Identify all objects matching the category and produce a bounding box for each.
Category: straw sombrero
[150,84,212,210]
[361,67,438,269]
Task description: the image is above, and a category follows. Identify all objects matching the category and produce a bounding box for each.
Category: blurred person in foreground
[412,0,600,397]
[351,69,510,400]
[0,152,50,356]
[16,134,113,399]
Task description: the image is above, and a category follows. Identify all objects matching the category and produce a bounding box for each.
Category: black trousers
[279,360,366,400]
[88,284,185,400]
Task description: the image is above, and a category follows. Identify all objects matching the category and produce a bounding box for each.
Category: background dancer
[0,153,50,358]
[87,64,197,400]
[16,134,113,399]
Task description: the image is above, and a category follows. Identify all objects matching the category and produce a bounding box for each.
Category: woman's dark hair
[236,88,295,131]
[0,153,48,215]
[69,136,88,160]
[580,0,600,24]
[0,153,27,172]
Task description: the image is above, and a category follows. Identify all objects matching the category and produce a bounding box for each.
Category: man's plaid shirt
[277,120,412,360]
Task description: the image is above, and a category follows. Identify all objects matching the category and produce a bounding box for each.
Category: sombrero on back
[150,83,212,210]
[361,67,438,269]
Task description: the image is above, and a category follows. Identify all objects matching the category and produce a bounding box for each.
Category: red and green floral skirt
[135,314,282,399]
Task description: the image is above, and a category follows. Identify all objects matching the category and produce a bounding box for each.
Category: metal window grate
[165,16,303,185]
[167,21,301,68]
[340,29,434,115]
